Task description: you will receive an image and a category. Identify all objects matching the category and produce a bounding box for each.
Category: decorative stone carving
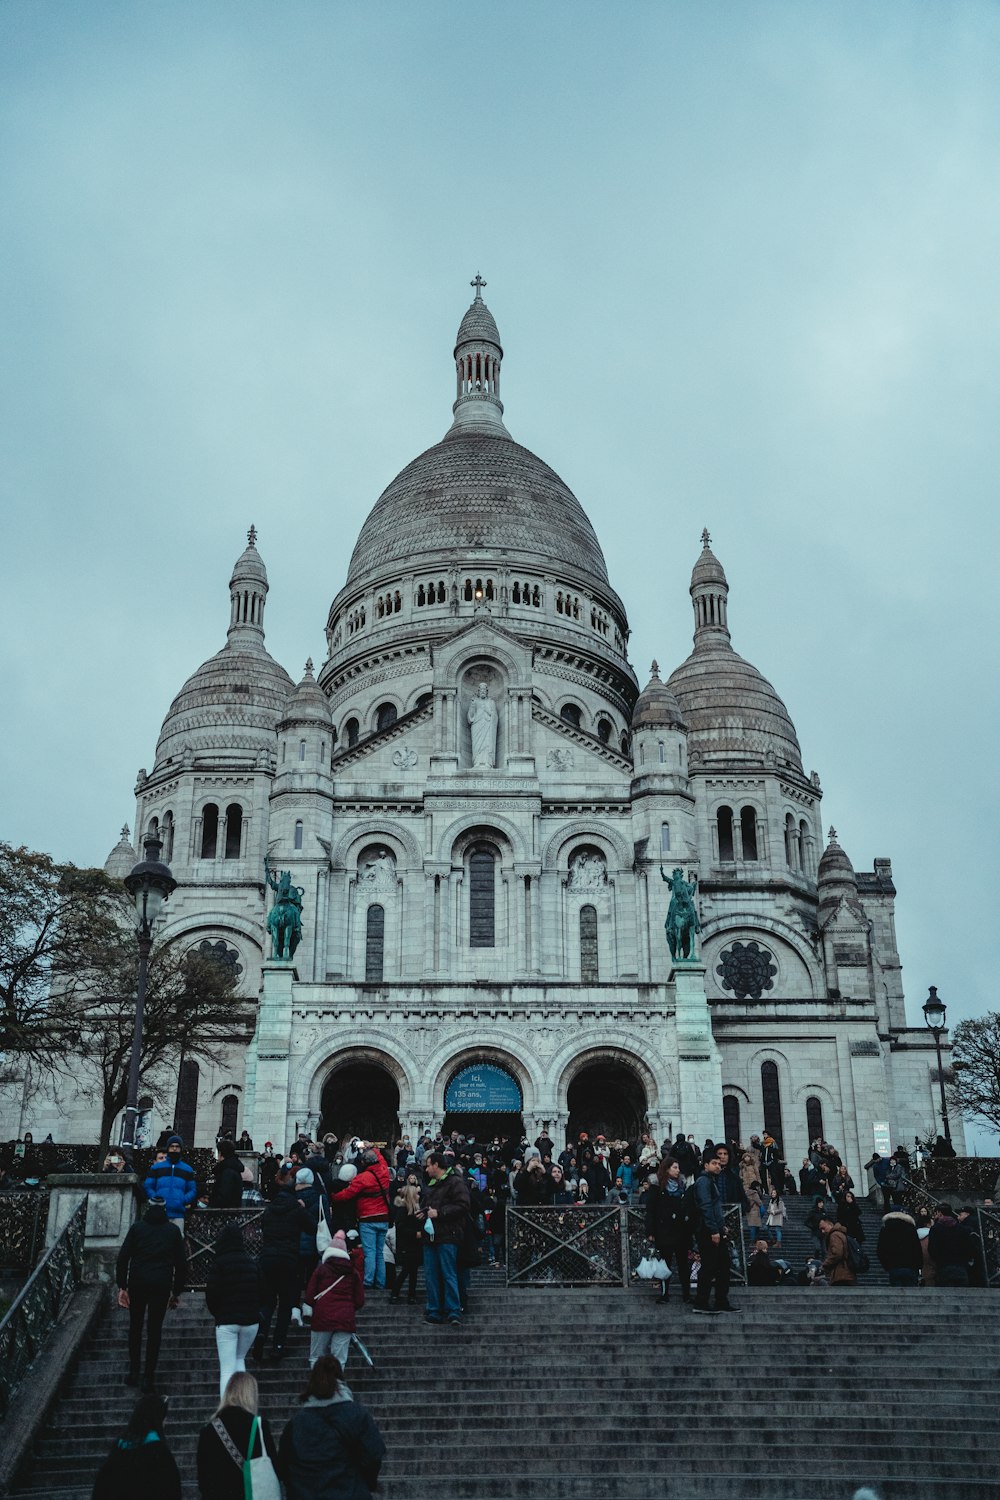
[716,941,777,1001]
[392,747,418,770]
[568,850,607,890]
[468,683,498,768]
[359,847,397,891]
[547,747,574,771]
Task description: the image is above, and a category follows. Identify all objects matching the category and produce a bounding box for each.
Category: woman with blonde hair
[196,1371,280,1498]
[389,1182,422,1303]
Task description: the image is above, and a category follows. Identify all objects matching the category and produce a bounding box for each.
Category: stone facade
[10,286,963,1177]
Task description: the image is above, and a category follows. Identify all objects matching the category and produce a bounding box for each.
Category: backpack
[683,1182,700,1225]
[844,1234,870,1276]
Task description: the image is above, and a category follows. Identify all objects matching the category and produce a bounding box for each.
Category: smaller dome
[632,661,687,731]
[104,825,136,880]
[280,659,332,726]
[455,279,502,352]
[817,828,857,888]
[691,529,727,587]
[231,525,267,586]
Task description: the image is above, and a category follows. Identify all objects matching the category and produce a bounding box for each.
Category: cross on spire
[828,826,838,843]
[470,273,487,300]
[701,527,711,549]
[247,524,258,547]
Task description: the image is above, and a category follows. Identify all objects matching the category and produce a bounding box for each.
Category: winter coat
[928,1216,975,1275]
[515,1167,553,1205]
[876,1212,922,1275]
[208,1156,245,1209]
[304,1247,365,1333]
[765,1198,787,1229]
[745,1191,763,1230]
[260,1189,314,1265]
[645,1183,691,1249]
[739,1153,761,1196]
[747,1252,782,1286]
[836,1198,865,1242]
[279,1388,386,1500]
[204,1226,261,1325]
[330,1155,392,1223]
[297,1177,332,1257]
[143,1156,198,1218]
[694,1172,725,1236]
[91,1433,182,1500]
[420,1168,470,1246]
[820,1223,856,1285]
[196,1408,278,1500]
[116,1208,186,1294]
[391,1203,422,1262]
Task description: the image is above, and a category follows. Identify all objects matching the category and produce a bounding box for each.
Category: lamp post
[922,984,952,1147]
[121,831,176,1152]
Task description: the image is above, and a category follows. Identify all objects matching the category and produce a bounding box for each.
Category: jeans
[258,1257,299,1348]
[215,1322,258,1398]
[423,1241,462,1320]
[128,1285,170,1380]
[309,1329,351,1367]
[359,1220,388,1287]
[767,1227,783,1246]
[694,1234,731,1308]
[888,1267,918,1287]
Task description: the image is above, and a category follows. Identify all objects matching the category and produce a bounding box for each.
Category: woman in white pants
[204,1224,261,1399]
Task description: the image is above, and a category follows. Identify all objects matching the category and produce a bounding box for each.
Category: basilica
[74,285,962,1174]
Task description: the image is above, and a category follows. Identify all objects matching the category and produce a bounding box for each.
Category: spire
[228,527,269,644]
[689,529,730,648]
[447,275,509,438]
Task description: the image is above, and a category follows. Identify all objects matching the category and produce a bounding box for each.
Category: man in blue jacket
[143,1134,198,1231]
[692,1155,737,1314]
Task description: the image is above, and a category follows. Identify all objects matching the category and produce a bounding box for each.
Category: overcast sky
[2,3,997,1141]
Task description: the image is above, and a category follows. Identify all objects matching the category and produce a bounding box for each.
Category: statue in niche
[265,857,304,960]
[569,850,607,890]
[467,682,499,769]
[660,864,701,962]
[360,847,396,891]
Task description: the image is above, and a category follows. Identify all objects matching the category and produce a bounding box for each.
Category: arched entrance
[567,1059,647,1143]
[441,1061,524,1143]
[320,1062,400,1146]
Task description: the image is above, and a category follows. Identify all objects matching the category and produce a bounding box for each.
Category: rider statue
[660,865,701,962]
[264,857,304,961]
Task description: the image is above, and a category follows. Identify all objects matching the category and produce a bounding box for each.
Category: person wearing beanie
[328,1147,392,1288]
[293,1165,332,1328]
[303,1230,365,1368]
[115,1200,186,1391]
[204,1225,262,1398]
[327,1163,359,1235]
[143,1135,197,1231]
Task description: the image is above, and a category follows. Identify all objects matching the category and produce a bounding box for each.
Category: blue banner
[445,1064,522,1114]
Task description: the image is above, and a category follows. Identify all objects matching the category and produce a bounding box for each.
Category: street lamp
[121,831,177,1152]
[922,984,952,1147]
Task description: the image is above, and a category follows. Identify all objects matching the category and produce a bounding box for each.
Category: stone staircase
[755,1191,888,1281]
[11,1260,1000,1500]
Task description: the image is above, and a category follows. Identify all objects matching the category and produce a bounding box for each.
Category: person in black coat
[196,1372,279,1499]
[115,1201,186,1390]
[836,1190,865,1244]
[205,1225,262,1398]
[876,1210,923,1286]
[209,1142,246,1208]
[256,1170,315,1359]
[92,1393,181,1500]
[279,1356,385,1500]
[645,1159,693,1301]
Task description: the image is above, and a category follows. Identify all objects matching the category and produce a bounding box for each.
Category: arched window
[761,1061,783,1150]
[224,804,243,860]
[416,691,433,709]
[175,1059,200,1146]
[658,740,666,764]
[219,1094,238,1140]
[580,904,598,981]
[597,718,612,745]
[722,1095,742,1151]
[148,815,159,839]
[660,822,671,855]
[162,811,174,862]
[799,819,810,876]
[620,732,630,757]
[365,904,385,983]
[299,738,307,761]
[200,804,219,860]
[345,718,359,748]
[375,702,397,732]
[806,1095,824,1144]
[740,806,759,862]
[717,805,734,862]
[294,820,303,851]
[469,848,496,948]
[560,703,582,728]
[785,812,797,868]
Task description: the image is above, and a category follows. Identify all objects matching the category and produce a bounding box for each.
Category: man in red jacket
[330,1147,392,1288]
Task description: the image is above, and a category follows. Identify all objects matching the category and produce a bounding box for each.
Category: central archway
[441,1060,524,1143]
[567,1059,647,1143]
[320,1062,400,1146]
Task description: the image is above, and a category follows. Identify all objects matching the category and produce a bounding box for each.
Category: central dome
[346,429,610,587]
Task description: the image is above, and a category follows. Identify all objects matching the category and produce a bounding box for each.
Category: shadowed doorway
[320,1062,400,1146]
[566,1060,646,1143]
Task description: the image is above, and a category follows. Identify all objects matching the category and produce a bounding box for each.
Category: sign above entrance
[445,1064,522,1114]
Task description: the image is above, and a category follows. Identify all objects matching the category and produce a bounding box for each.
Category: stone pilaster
[671,961,724,1144]
[247,959,297,1148]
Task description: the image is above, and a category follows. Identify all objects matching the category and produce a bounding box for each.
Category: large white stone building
[48,286,966,1175]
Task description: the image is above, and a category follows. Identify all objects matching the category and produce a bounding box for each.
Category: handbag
[383,1224,397,1266]
[316,1195,332,1254]
[211,1414,281,1500]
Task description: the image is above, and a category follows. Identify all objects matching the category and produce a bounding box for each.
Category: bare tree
[950,1014,1000,1138]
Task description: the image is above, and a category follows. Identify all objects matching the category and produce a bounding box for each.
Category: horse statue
[660,865,701,962]
[265,857,304,961]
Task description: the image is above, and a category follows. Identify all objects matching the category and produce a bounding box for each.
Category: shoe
[290,1308,303,1327]
[388,1294,400,1304]
[125,1369,140,1387]
[690,1304,716,1315]
[715,1302,739,1313]
[657,1290,669,1303]
[448,1316,462,1326]
[424,1314,442,1324]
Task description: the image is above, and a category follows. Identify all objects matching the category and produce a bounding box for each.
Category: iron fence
[506,1205,628,1286]
[0,1191,50,1271]
[183,1207,265,1287]
[0,1196,86,1416]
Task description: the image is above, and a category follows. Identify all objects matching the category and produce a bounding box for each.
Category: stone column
[45,1174,138,1283]
[671,961,723,1144]
[248,960,297,1149]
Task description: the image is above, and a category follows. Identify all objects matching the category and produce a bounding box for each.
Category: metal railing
[506,1203,747,1288]
[0,1196,87,1416]
[183,1206,265,1287]
[0,1192,50,1271]
[889,1179,1000,1287]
